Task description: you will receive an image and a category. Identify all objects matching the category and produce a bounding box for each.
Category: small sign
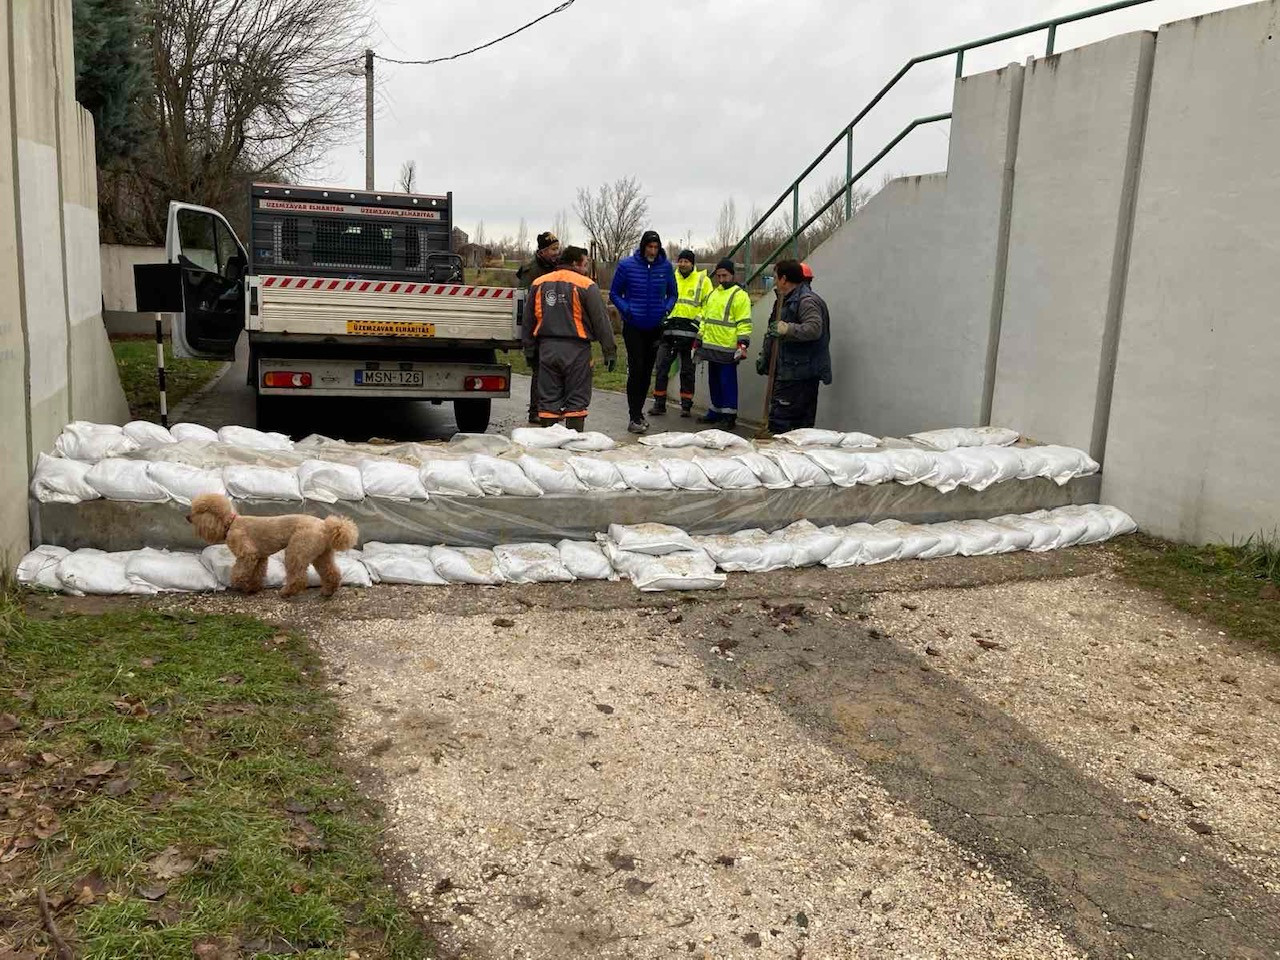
[346,320,436,338]
[258,198,443,221]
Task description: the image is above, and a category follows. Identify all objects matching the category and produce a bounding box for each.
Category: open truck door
[134,202,247,361]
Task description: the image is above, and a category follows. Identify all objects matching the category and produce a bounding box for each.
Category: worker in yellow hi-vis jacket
[650,249,710,418]
[693,258,753,430]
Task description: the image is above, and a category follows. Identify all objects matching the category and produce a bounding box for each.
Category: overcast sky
[323,0,1252,251]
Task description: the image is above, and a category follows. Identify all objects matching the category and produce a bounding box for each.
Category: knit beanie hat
[677,249,696,263]
[536,231,558,251]
[640,229,662,250]
[715,258,736,275]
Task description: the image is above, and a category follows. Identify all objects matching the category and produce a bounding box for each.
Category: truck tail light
[464,375,508,392]
[263,371,312,388]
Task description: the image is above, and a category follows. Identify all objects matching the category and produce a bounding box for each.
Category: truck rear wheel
[452,398,492,434]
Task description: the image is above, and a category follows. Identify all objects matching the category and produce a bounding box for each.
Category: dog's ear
[189,494,232,544]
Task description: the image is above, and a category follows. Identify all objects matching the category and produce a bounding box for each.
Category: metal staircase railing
[727,0,1159,287]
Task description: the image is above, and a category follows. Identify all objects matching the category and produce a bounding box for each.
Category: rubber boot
[648,398,667,416]
[564,416,586,432]
[540,417,563,428]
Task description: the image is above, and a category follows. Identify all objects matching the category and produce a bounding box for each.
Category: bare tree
[551,208,571,246]
[396,159,418,193]
[575,176,648,265]
[101,0,371,243]
[711,197,738,256]
[515,218,529,260]
[474,220,487,248]
[805,175,871,248]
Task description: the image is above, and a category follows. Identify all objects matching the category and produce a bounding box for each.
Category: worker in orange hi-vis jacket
[524,246,617,431]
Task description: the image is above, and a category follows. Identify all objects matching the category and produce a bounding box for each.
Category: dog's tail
[324,515,359,553]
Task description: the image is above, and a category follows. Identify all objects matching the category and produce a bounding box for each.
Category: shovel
[755,295,781,440]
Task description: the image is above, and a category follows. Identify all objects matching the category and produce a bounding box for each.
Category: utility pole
[364,48,375,190]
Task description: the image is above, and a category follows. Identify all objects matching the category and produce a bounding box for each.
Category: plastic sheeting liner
[31,453,100,504]
[126,547,222,593]
[218,425,293,451]
[660,459,718,492]
[85,459,170,502]
[763,450,832,488]
[421,458,485,498]
[776,519,844,568]
[608,523,698,556]
[16,545,70,591]
[494,543,574,583]
[567,457,628,492]
[694,529,794,573]
[468,455,543,498]
[824,523,905,568]
[58,549,154,596]
[359,460,429,501]
[298,460,365,503]
[511,424,576,449]
[517,454,586,495]
[170,422,219,444]
[147,462,226,506]
[361,542,447,585]
[123,421,175,447]
[693,456,761,490]
[875,519,943,561]
[53,422,139,462]
[733,452,791,490]
[430,546,505,585]
[223,465,302,501]
[557,540,615,580]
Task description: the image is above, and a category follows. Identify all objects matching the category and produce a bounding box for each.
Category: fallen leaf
[623,877,655,896]
[138,882,169,901]
[38,752,62,767]
[192,937,239,960]
[975,638,1005,651]
[103,778,139,798]
[796,910,810,929]
[148,846,196,880]
[112,697,149,718]
[284,799,314,814]
[925,646,942,657]
[83,759,118,777]
[594,703,615,716]
[1188,820,1214,836]
[0,836,38,863]
[72,871,107,906]
[492,617,516,628]
[605,851,636,872]
[32,812,61,840]
[433,877,454,895]
[199,848,228,867]
[139,657,163,668]
[0,714,19,734]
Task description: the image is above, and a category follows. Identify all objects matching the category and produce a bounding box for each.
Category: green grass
[503,341,630,393]
[1114,533,1280,654]
[111,339,225,423]
[0,592,432,959]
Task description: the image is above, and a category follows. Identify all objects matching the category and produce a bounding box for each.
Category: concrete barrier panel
[1103,1,1280,543]
[991,32,1156,457]
[0,1,31,563]
[101,243,166,312]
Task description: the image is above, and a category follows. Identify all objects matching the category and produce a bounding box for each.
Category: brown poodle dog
[187,493,359,598]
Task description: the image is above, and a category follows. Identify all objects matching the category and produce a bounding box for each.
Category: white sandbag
[933,520,1006,557]
[517,454,586,495]
[1093,504,1138,538]
[988,514,1062,552]
[823,523,905,568]
[469,455,544,497]
[696,429,750,450]
[775,428,846,448]
[361,542,447,586]
[1015,445,1054,481]
[801,449,867,487]
[334,551,373,587]
[614,459,677,492]
[970,426,1021,447]
[1027,509,1089,549]
[562,431,617,452]
[568,457,629,492]
[223,464,303,500]
[923,451,968,494]
[1035,445,1100,485]
[169,422,219,444]
[1048,505,1112,545]
[883,448,938,485]
[950,449,1002,492]
[777,519,844,568]
[421,458,485,498]
[763,450,832,488]
[983,447,1025,487]
[909,426,1020,450]
[16,545,70,591]
[58,549,154,596]
[512,424,576,449]
[638,432,702,449]
[694,529,794,573]
[694,456,762,490]
[660,458,718,492]
[557,540,615,580]
[875,519,943,561]
[429,546,506,585]
[733,452,792,490]
[125,548,222,593]
[85,459,171,502]
[122,421,175,448]
[494,542,575,584]
[916,523,961,560]
[30,453,101,503]
[839,432,879,448]
[448,433,513,454]
[53,422,139,462]
[147,462,227,506]
[218,425,293,451]
[298,460,365,503]
[605,546,726,592]
[987,520,1035,553]
[359,460,429,501]
[607,522,697,556]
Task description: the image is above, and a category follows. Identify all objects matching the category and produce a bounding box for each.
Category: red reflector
[464,375,508,391]
[263,371,312,388]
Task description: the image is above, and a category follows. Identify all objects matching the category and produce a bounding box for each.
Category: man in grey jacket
[757,259,832,433]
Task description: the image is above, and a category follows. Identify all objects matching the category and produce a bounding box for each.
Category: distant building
[450,226,469,252]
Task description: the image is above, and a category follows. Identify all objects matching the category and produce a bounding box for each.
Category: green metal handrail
[728,0,1159,282]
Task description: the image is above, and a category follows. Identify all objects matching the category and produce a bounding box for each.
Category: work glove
[692,340,702,353]
[605,357,617,373]
[776,320,791,337]
[733,342,749,363]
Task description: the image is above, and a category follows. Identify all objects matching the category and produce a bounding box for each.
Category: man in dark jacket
[756,259,832,433]
[609,229,677,434]
[517,231,562,424]
[524,246,617,431]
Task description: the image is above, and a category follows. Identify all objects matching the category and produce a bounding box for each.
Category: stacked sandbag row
[16,504,1136,596]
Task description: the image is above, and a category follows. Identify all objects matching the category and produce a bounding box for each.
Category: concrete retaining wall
[0,0,128,566]
[101,243,165,312]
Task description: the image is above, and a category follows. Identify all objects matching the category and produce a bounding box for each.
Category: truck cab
[135,183,521,434]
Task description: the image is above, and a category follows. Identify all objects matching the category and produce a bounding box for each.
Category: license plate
[346,320,435,337]
[355,369,424,387]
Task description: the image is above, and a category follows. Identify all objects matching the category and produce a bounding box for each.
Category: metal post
[955,49,965,78]
[745,234,752,287]
[845,128,854,219]
[364,49,375,190]
[154,316,168,428]
[1046,23,1057,55]
[792,185,801,259]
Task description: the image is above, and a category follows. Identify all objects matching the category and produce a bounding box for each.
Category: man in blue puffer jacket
[610,229,677,433]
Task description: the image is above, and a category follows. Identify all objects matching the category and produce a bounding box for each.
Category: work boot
[648,399,667,416]
[540,416,563,428]
[564,417,586,432]
[627,419,649,435]
[695,413,720,425]
[722,416,737,430]
[527,409,540,425]
[680,405,693,419]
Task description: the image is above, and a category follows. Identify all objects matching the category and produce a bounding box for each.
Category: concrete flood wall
[101,243,168,335]
[0,0,128,566]
[764,0,1279,543]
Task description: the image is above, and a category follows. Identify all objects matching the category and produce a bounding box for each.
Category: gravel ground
[866,573,1280,896]
[316,605,1083,960]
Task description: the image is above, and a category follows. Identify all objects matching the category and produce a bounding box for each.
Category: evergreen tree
[72,0,150,167]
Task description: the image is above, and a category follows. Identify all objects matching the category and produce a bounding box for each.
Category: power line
[373,0,578,66]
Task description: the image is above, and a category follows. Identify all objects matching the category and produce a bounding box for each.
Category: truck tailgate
[252,276,520,343]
